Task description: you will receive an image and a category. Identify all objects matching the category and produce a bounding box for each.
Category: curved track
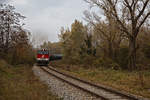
[40,66,148,100]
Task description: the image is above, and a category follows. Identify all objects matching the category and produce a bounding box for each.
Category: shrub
[81,54,96,66]
[110,63,120,70]
[93,57,120,69]
[142,44,150,59]
[116,46,129,69]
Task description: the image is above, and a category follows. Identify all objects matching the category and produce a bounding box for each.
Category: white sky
[7,0,89,42]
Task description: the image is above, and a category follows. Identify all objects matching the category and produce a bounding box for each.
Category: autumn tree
[59,27,71,58]
[70,20,86,57]
[84,25,96,56]
[85,0,150,70]
[0,3,34,64]
[84,10,124,60]
[0,4,25,53]
[59,20,93,63]
[11,28,33,64]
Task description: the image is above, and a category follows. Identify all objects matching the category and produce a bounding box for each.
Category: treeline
[0,4,35,65]
[40,41,62,54]
[59,0,150,71]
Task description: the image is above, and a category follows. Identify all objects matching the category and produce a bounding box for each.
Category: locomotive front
[36,49,49,66]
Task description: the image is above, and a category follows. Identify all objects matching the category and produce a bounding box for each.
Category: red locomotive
[36,49,50,66]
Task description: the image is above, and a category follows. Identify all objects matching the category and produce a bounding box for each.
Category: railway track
[40,66,148,100]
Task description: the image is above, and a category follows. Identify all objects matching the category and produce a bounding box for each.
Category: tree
[84,10,124,60]
[85,0,150,70]
[59,27,72,60]
[12,28,32,64]
[0,4,25,53]
[0,3,34,65]
[70,20,86,55]
[40,41,62,54]
[59,20,90,63]
[83,25,96,56]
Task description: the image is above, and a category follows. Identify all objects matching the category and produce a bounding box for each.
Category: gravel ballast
[32,66,100,100]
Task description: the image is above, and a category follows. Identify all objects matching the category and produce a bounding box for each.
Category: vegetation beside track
[0,60,60,100]
[50,61,150,99]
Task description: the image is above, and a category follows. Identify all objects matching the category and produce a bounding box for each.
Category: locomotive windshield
[37,50,49,54]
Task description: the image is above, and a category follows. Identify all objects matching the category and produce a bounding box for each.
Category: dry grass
[51,60,150,99]
[0,60,60,100]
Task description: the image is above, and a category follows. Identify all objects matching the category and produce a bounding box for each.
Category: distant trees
[40,41,62,54]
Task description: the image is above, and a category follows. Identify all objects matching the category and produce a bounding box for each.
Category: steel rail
[39,66,149,100]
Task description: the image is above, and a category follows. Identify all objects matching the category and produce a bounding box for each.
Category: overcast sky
[7,0,89,42]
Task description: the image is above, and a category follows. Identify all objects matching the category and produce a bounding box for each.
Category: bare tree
[85,0,150,70]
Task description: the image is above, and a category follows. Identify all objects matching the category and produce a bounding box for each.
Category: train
[36,49,50,66]
[36,49,63,66]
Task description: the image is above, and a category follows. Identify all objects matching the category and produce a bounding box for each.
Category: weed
[0,60,60,100]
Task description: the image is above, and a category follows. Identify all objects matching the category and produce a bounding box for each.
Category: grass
[50,60,150,99]
[0,60,60,100]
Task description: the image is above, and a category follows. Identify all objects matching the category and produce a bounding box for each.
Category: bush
[93,57,105,68]
[136,49,150,70]
[93,57,120,69]
[116,46,129,69]
[142,44,150,59]
[110,63,120,70]
[0,52,6,59]
[0,48,35,66]
[81,54,96,66]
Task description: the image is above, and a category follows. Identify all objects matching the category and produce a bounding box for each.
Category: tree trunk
[128,37,136,71]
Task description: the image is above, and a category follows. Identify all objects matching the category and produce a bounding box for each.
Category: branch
[124,0,132,13]
[136,12,150,36]
[124,0,135,22]
[133,0,138,13]
[135,0,150,21]
[107,0,131,37]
